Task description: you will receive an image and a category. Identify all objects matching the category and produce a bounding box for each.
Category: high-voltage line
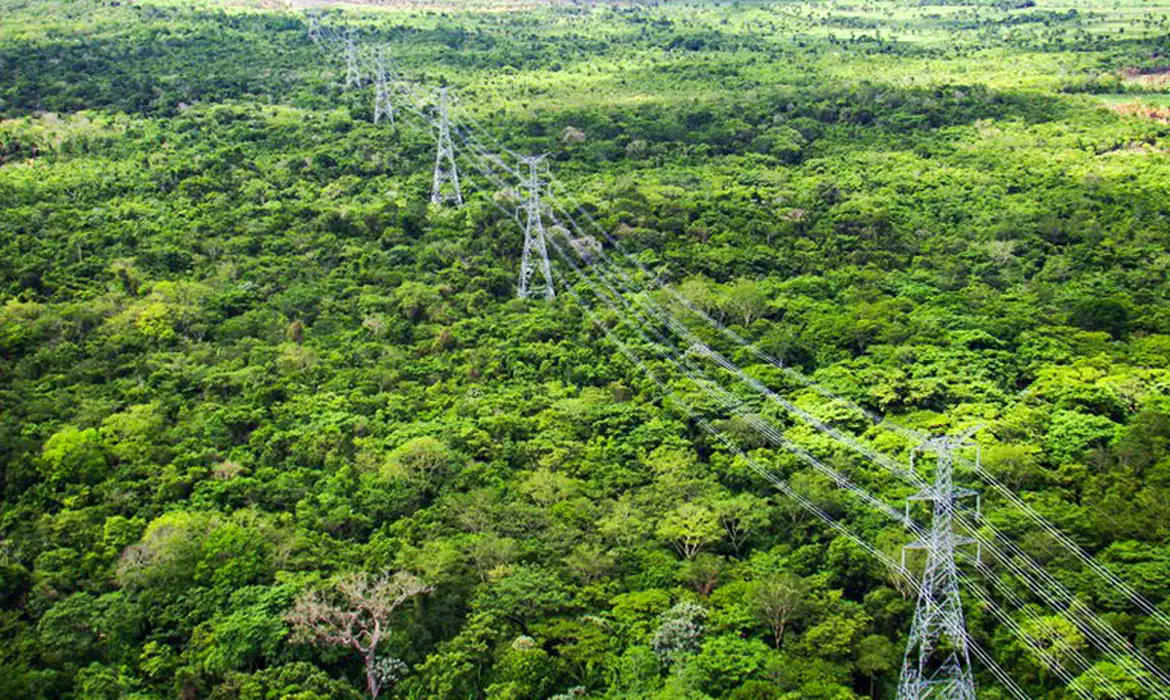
[459,113,1151,700]
[443,108,1163,697]
[303,17,1169,696]
[461,107,1163,696]
[538,174,1170,689]
[539,177,1164,699]
[430,108,1126,699]
[526,154,1155,697]
[957,571,1099,700]
[518,155,555,299]
[538,182,1131,699]
[431,88,463,206]
[456,114,1041,700]
[534,186,1130,699]
[521,177,1013,698]
[543,172,1170,639]
[315,26,431,128]
[528,201,1036,699]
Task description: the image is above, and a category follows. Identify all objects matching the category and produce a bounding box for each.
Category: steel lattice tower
[518,155,555,299]
[373,51,395,125]
[431,88,463,206]
[307,14,320,44]
[344,32,361,88]
[897,429,981,700]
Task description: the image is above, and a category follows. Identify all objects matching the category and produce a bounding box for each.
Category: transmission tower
[518,155,555,300]
[897,428,981,700]
[307,14,320,44]
[431,88,463,206]
[373,51,395,125]
[344,31,361,88]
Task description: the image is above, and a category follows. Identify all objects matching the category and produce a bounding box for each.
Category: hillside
[2,0,1170,698]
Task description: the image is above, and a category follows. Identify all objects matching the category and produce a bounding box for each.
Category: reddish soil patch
[1121,65,1170,87]
[1106,101,1170,124]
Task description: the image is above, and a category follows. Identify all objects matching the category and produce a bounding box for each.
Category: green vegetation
[2,0,1170,698]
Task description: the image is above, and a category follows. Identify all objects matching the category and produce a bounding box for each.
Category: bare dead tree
[286,571,432,699]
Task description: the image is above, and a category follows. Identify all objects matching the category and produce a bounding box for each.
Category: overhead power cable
[300,14,1169,695]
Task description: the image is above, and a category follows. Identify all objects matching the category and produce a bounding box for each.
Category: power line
[534,198,1108,699]
[542,187,1149,698]
[531,179,1170,693]
[449,118,1141,696]
[299,16,1170,695]
[542,187,1168,698]
[432,95,1132,699]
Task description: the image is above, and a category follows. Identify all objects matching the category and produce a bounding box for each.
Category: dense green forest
[2,0,1170,698]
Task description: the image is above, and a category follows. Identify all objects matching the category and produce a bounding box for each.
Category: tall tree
[657,502,722,560]
[752,574,808,648]
[286,571,432,699]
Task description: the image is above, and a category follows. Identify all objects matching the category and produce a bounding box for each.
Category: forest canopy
[2,0,1170,698]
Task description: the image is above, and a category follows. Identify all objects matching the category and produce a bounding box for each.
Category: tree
[484,637,555,700]
[464,532,519,581]
[799,608,871,661]
[286,571,432,699]
[855,634,896,698]
[678,553,724,597]
[981,443,1044,491]
[472,564,570,633]
[73,663,137,700]
[393,281,441,321]
[563,543,615,584]
[117,511,217,590]
[210,662,364,700]
[1071,296,1130,338]
[610,645,662,696]
[191,587,291,676]
[381,437,456,490]
[1045,410,1118,464]
[752,574,808,648]
[657,503,722,560]
[1018,615,1087,676]
[714,494,770,554]
[409,611,499,699]
[721,278,771,327]
[610,589,674,643]
[598,496,653,547]
[39,426,108,485]
[691,634,772,697]
[1069,660,1155,699]
[651,602,707,666]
